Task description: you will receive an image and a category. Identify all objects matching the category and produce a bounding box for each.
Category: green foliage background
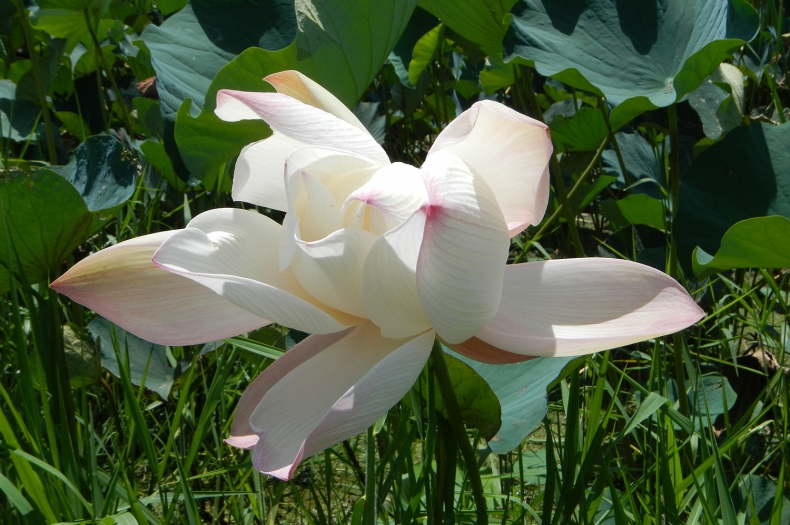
[1,0,789,524]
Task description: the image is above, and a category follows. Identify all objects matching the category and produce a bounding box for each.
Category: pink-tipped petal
[225,435,259,449]
[231,133,303,211]
[51,232,269,345]
[362,210,432,339]
[228,329,353,448]
[443,337,536,364]
[215,90,389,165]
[345,162,428,236]
[248,323,435,479]
[417,151,510,344]
[152,209,362,335]
[476,259,705,356]
[301,329,435,457]
[264,71,368,132]
[429,101,552,236]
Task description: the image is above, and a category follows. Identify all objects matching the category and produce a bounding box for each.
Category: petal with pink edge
[215,90,389,165]
[428,101,552,236]
[152,209,361,335]
[246,323,435,480]
[264,71,368,132]
[345,162,428,236]
[476,259,705,356]
[227,329,353,449]
[417,151,510,344]
[51,232,269,346]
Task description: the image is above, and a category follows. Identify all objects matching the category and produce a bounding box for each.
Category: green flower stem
[84,9,134,132]
[667,102,690,419]
[362,425,377,525]
[515,131,610,263]
[520,66,585,258]
[597,96,631,188]
[430,340,488,525]
[15,0,58,165]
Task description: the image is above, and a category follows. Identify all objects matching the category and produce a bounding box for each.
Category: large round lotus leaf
[141,0,296,122]
[88,317,174,399]
[448,348,572,454]
[549,106,608,152]
[172,0,417,180]
[674,122,790,276]
[431,353,502,441]
[0,169,93,292]
[0,80,39,142]
[389,7,439,88]
[503,0,758,122]
[601,131,663,198]
[692,216,790,278]
[53,135,139,213]
[417,0,516,56]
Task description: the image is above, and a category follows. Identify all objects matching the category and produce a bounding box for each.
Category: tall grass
[1,197,788,524]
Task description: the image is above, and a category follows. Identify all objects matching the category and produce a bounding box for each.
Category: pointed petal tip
[225,435,259,450]
[254,441,305,481]
[476,259,706,357]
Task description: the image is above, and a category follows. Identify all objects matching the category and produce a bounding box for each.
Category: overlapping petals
[152,209,362,334]
[230,323,434,479]
[50,232,271,345]
[51,70,705,482]
[428,101,552,236]
[215,71,388,211]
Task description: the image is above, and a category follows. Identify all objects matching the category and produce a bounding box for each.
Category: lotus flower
[52,71,704,480]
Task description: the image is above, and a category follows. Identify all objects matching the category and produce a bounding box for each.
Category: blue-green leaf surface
[54,135,139,213]
[449,348,572,454]
[692,216,790,278]
[504,0,758,124]
[141,0,296,122]
[171,0,417,180]
[674,122,790,276]
[88,317,174,399]
[0,169,93,292]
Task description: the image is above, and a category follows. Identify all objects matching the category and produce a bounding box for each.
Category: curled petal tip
[225,435,259,450]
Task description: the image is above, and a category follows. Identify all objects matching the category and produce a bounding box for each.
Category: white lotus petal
[227,329,352,449]
[362,210,432,339]
[51,232,269,345]
[429,100,552,236]
[232,133,303,210]
[285,147,381,205]
[291,169,343,243]
[416,151,510,344]
[264,70,368,132]
[249,323,434,480]
[292,228,378,317]
[476,259,705,356]
[279,147,380,270]
[345,162,428,236]
[152,209,361,334]
[215,90,389,164]
[302,329,435,458]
